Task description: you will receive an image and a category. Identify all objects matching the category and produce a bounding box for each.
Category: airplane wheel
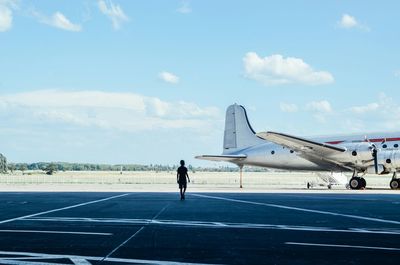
[349,177,362,190]
[360,178,367,189]
[390,179,400,190]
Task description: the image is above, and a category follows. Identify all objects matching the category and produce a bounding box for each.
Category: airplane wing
[256,131,353,171]
[256,131,346,155]
[195,154,247,162]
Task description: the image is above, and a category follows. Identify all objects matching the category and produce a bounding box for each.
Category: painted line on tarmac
[0,229,112,236]
[100,203,171,263]
[0,256,94,265]
[0,193,129,225]
[192,194,400,225]
[100,226,145,263]
[24,217,400,235]
[0,250,220,264]
[285,242,400,251]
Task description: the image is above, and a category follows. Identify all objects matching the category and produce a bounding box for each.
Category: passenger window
[290,150,294,153]
[395,144,399,148]
[382,144,387,148]
[271,151,275,155]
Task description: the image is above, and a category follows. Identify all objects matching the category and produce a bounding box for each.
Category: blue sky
[0,0,400,165]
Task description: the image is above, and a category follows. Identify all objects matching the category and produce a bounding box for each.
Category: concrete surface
[0,192,399,264]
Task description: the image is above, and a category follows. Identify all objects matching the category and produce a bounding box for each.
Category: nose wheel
[349,177,366,190]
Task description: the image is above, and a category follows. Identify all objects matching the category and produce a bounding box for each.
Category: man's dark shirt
[177,166,188,183]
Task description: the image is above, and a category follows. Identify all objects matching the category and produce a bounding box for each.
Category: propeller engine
[344,141,385,174]
[376,150,400,173]
[365,143,400,174]
[370,144,386,174]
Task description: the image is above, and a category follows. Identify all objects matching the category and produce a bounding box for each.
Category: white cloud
[344,93,400,130]
[0,5,12,31]
[50,12,82,32]
[338,14,357,28]
[303,93,400,130]
[247,93,400,134]
[350,103,379,114]
[0,0,17,32]
[98,0,129,30]
[0,90,220,131]
[338,14,369,31]
[313,114,327,124]
[306,100,332,113]
[347,93,392,116]
[33,11,82,32]
[177,0,192,14]
[280,103,298,113]
[243,52,334,86]
[305,100,332,123]
[159,71,180,84]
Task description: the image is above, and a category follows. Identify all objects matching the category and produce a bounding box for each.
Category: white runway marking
[101,226,145,262]
[23,217,400,235]
[285,242,400,251]
[0,229,112,236]
[0,193,129,225]
[71,258,92,265]
[0,250,219,265]
[101,203,171,262]
[192,194,400,225]
[0,256,75,265]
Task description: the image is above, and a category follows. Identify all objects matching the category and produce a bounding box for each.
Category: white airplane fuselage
[231,133,400,172]
[196,104,400,189]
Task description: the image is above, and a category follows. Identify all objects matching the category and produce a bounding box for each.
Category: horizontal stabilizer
[195,154,247,162]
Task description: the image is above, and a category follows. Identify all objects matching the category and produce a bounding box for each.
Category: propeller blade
[373,149,378,174]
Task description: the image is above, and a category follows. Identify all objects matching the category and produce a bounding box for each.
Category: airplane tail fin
[223,104,265,154]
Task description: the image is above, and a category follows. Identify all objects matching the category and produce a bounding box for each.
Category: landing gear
[390,172,399,190]
[239,165,243,189]
[349,177,367,190]
[360,178,366,189]
[390,179,399,190]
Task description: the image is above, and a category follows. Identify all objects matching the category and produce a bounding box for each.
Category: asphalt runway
[0,192,400,264]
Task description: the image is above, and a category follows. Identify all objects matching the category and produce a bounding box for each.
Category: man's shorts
[179,181,187,189]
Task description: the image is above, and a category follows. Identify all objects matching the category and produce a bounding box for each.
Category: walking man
[177,160,190,200]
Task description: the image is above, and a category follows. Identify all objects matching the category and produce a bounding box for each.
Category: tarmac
[0,191,400,264]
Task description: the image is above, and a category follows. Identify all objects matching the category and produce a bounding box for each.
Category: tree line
[0,154,7,174]
[0,154,270,175]
[8,162,181,172]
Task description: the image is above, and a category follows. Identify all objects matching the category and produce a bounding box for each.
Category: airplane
[196,104,400,190]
